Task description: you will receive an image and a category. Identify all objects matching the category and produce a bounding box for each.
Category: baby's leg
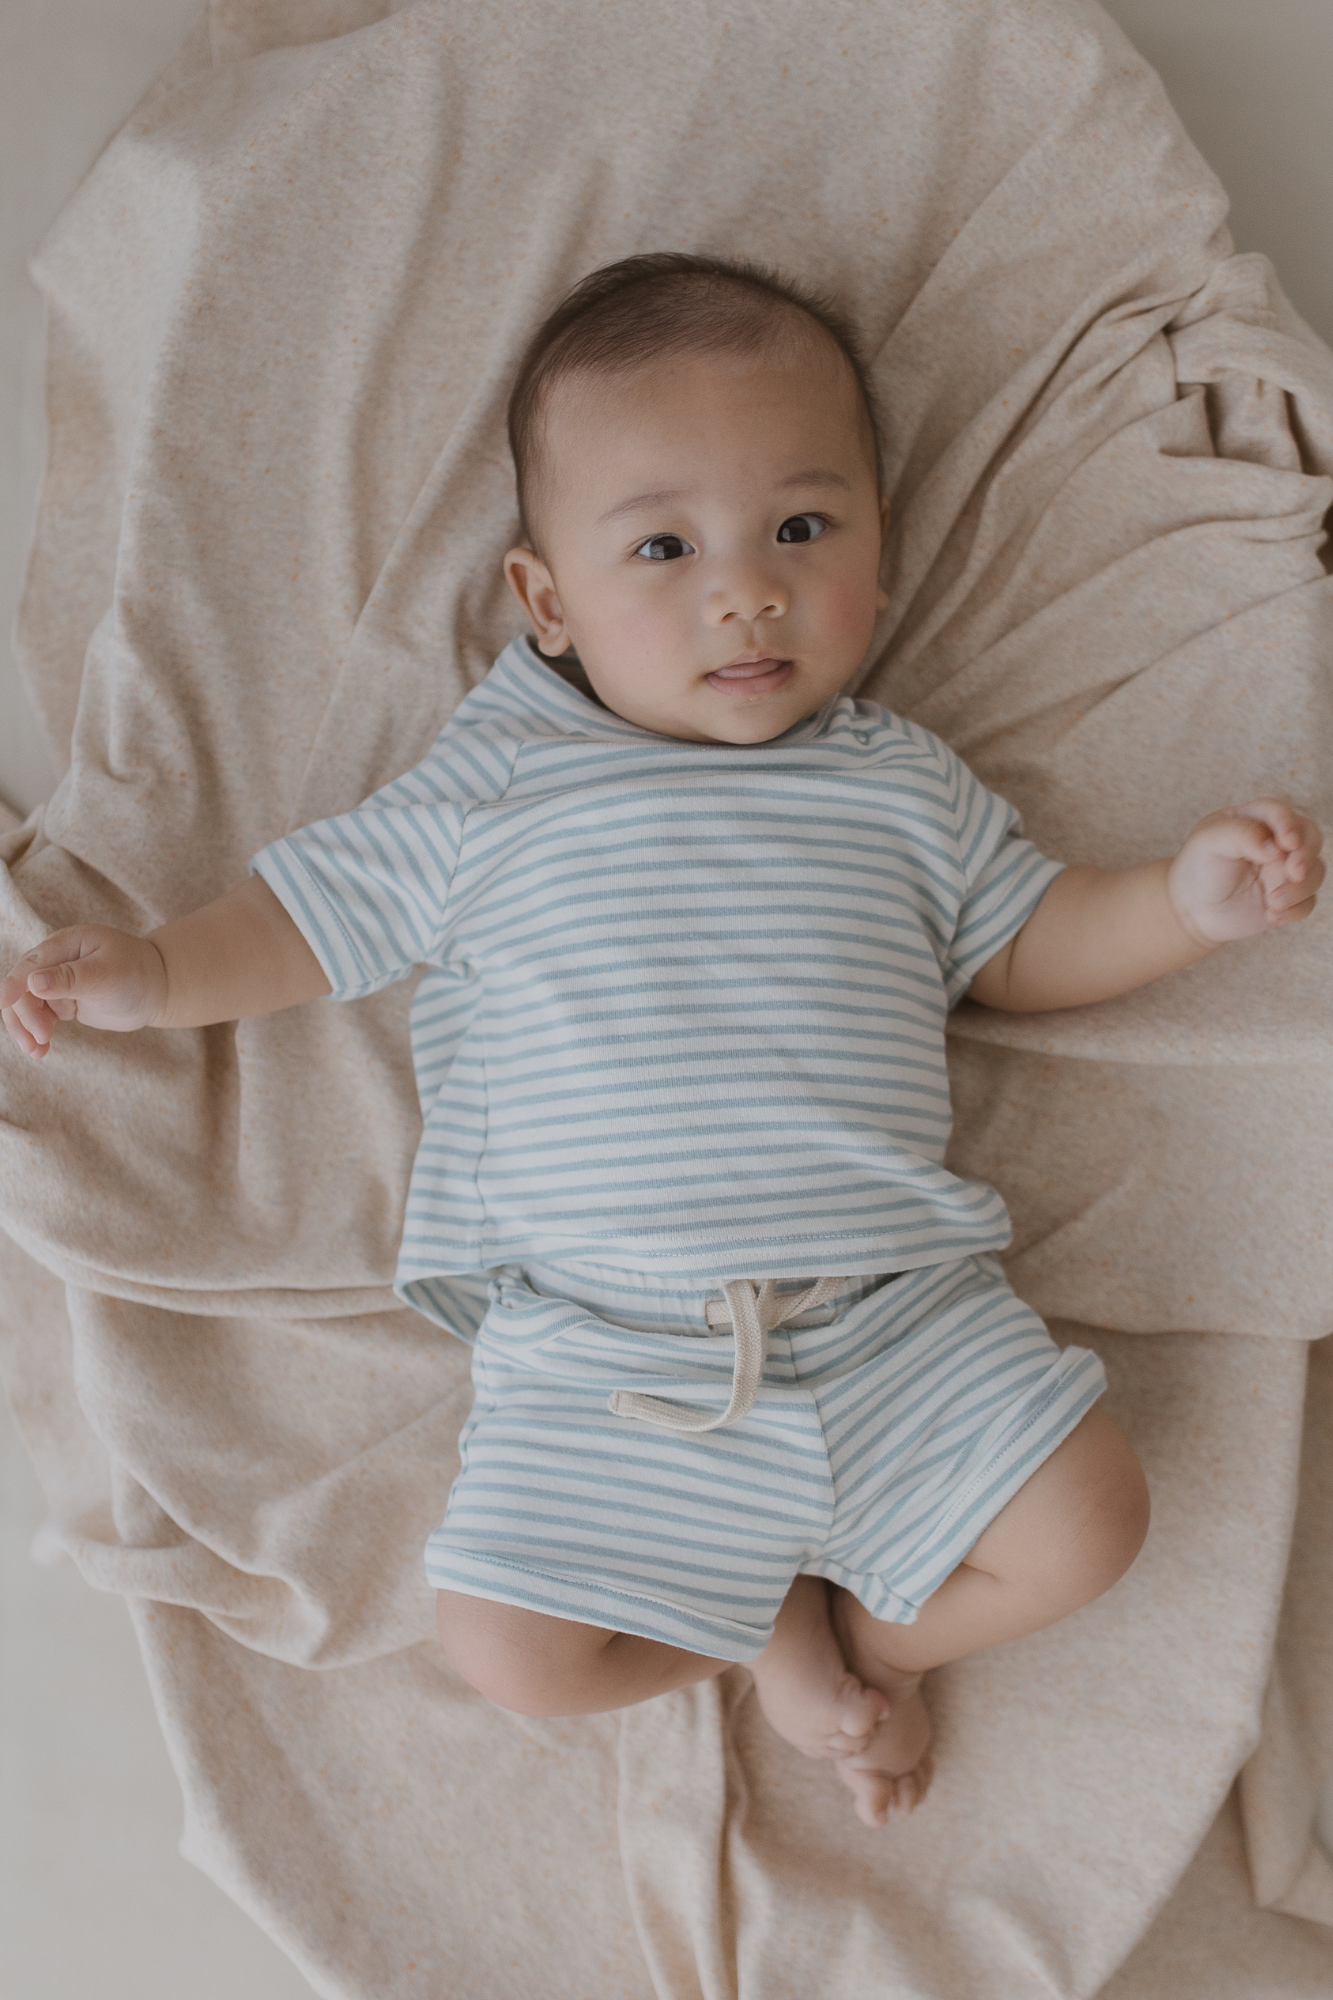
[440,1579,889,1759]
[831,1401,1150,1825]
[436,1591,729,1715]
[746,1577,894,1760]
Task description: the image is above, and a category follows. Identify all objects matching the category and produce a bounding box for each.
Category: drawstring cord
[607,1277,848,1433]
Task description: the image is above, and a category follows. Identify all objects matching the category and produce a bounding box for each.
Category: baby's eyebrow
[599,467,852,524]
[777,468,852,491]
[598,487,688,523]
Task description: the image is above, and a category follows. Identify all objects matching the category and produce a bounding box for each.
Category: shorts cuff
[810,1343,1109,1627]
[802,1560,920,1625]
[425,1543,768,1663]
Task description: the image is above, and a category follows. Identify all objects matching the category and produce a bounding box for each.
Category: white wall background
[1,4,1331,1996]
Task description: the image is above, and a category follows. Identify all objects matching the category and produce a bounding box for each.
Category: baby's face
[504,346,887,744]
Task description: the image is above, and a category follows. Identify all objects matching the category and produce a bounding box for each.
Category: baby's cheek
[588,600,688,676]
[819,575,881,647]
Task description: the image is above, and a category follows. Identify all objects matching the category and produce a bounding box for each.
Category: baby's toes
[835,1746,935,1826]
[823,1725,878,1758]
[892,1751,934,1813]
[826,1673,891,1755]
[836,1761,897,1828]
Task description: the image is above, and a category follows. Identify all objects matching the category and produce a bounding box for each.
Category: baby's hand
[1167,799,1324,947]
[0,927,168,1058]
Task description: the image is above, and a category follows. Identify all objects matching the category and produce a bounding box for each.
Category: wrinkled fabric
[1,1,1330,1994]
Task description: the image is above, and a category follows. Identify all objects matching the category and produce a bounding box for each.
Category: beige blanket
[2,1,1332,1992]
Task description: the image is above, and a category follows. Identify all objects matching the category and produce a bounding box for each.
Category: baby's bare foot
[834,1665,934,1827]
[750,1576,890,1761]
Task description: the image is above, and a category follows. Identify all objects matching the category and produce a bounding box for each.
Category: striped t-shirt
[252,639,1063,1322]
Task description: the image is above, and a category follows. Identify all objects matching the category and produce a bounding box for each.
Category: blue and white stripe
[426,1257,1107,1659]
[252,639,1064,1314]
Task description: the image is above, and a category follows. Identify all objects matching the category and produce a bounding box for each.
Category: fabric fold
[2,0,1331,1992]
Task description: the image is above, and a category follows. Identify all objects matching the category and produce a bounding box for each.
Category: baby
[2,254,1323,1829]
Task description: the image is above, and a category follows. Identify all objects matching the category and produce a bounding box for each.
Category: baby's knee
[435,1589,599,1717]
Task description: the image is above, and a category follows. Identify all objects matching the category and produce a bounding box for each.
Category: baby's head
[503,254,886,745]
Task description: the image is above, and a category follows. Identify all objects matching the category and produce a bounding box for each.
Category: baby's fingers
[1238,795,1303,842]
[1234,797,1325,868]
[0,924,163,1035]
[2,996,55,1057]
[1279,815,1323,882]
[1195,810,1292,867]
[0,966,36,1011]
[1267,856,1324,923]
[26,957,87,1001]
[0,929,92,1011]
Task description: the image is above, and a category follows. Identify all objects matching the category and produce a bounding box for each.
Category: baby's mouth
[705,656,794,697]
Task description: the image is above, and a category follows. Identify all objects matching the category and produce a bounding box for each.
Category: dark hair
[507,251,882,544]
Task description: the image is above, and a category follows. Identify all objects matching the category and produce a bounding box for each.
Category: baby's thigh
[962,1402,1149,1600]
[435,1588,611,1712]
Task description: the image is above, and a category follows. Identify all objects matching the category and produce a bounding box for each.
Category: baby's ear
[503,546,568,654]
[501,545,540,601]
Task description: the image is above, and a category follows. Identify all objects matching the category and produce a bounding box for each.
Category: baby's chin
[671,687,841,745]
[622,698,819,745]
[690,685,834,746]
[690,709,815,746]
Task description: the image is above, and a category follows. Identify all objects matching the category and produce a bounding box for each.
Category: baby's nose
[706,560,787,624]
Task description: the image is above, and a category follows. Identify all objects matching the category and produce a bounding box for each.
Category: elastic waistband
[493,1261,900,1337]
[492,1266,912,1434]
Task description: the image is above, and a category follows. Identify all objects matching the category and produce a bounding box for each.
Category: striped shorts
[424,1254,1106,1663]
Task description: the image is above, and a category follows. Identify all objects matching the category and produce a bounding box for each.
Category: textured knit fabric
[252,641,1064,1315]
[426,1257,1108,1658]
[13,4,1333,1985]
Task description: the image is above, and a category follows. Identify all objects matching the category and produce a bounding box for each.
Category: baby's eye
[634,534,696,563]
[776,513,829,544]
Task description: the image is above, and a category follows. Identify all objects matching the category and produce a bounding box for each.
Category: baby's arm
[0,878,329,1058]
[969,798,1324,1013]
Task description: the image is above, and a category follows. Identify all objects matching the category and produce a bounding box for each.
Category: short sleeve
[251,716,519,1000]
[937,744,1065,1006]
